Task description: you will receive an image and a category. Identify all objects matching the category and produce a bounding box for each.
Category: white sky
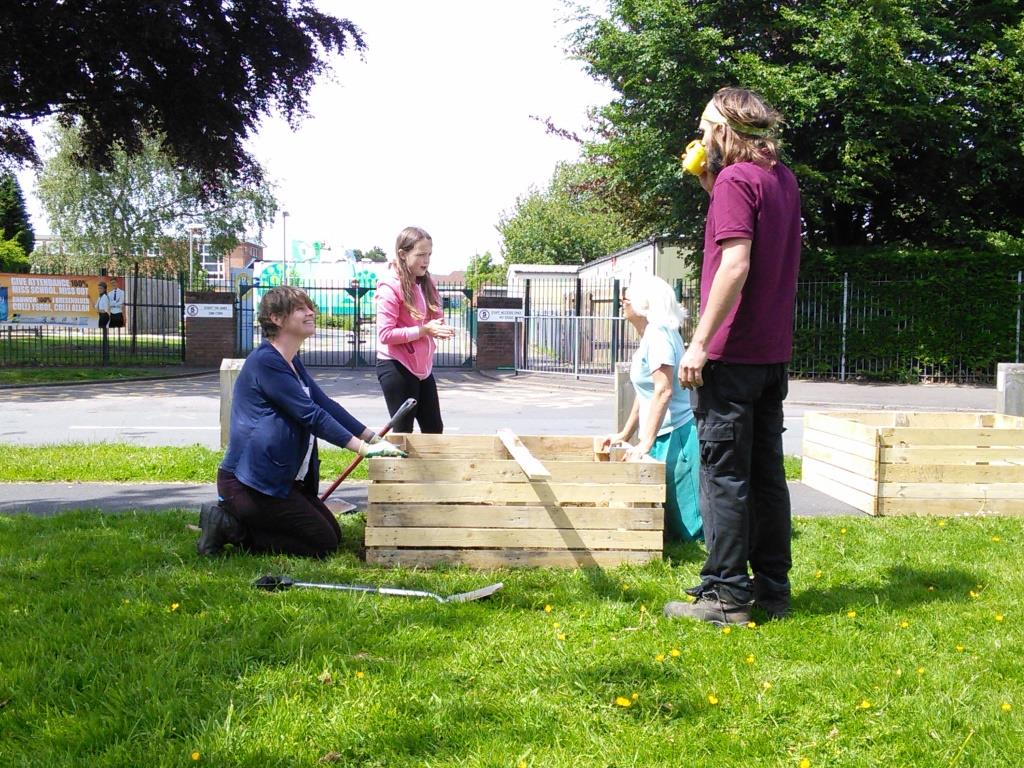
[18,0,615,277]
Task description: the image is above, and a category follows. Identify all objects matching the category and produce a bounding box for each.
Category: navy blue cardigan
[220,341,367,498]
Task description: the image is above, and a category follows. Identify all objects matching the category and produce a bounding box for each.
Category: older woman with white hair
[600,273,702,541]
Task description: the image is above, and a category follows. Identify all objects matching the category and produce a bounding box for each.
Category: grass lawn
[0,444,369,483]
[0,511,1020,766]
[0,366,183,387]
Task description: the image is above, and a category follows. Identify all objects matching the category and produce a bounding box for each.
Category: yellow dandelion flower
[553,622,560,629]
[1001,702,1012,712]
[992,536,1001,542]
[615,696,632,708]
[800,760,811,768]
[857,699,871,710]
[519,762,528,768]
[996,613,1005,622]
[747,621,758,629]
[355,671,364,679]
[655,653,665,662]
[895,668,903,677]
[191,752,200,762]
[956,644,965,652]
[847,610,857,618]
[762,681,772,690]
[171,603,180,612]
[670,648,681,657]
[557,633,566,641]
[815,570,822,579]
[707,694,719,705]
[640,604,647,612]
[927,586,935,591]
[938,520,946,527]
[544,604,552,613]
[840,527,847,535]
[722,626,733,635]
[969,590,979,599]
[916,667,925,675]
[631,692,639,700]
[899,621,909,628]
[745,654,755,664]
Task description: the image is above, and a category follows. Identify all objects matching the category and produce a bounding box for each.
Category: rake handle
[320,397,416,502]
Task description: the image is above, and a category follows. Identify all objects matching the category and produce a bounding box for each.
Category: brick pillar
[475,296,523,370]
[184,291,236,367]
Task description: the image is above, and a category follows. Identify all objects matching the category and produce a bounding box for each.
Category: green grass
[0,512,1020,766]
[0,366,181,387]
[0,444,369,483]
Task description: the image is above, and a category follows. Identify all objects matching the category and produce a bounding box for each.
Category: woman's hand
[624,443,653,462]
[598,433,627,452]
[421,319,455,339]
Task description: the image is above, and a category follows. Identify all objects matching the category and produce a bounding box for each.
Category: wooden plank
[391,434,598,460]
[803,412,880,443]
[800,463,877,515]
[496,428,551,479]
[880,446,1024,465]
[365,526,662,550]
[801,441,879,480]
[879,482,1024,500]
[368,458,664,484]
[367,504,664,530]
[365,547,662,568]
[877,427,1024,448]
[994,413,1024,429]
[802,427,879,460]
[368,481,665,505]
[880,462,1024,483]
[878,497,1024,517]
[800,456,879,496]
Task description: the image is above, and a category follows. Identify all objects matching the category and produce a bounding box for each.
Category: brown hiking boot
[663,589,753,626]
[196,502,242,556]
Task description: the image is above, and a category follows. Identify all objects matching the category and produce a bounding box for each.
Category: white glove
[366,431,383,444]
[359,440,407,458]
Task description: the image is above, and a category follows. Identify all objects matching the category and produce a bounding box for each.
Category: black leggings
[217,468,341,558]
[376,359,443,433]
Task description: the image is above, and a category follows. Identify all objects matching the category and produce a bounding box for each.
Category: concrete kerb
[0,368,219,391]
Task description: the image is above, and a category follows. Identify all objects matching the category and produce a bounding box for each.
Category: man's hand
[678,343,708,389]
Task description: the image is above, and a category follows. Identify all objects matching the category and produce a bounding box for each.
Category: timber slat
[365,526,662,550]
[365,548,662,568]
[368,481,664,505]
[367,458,664,484]
[367,504,664,530]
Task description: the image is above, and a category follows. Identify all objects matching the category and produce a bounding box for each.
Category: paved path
[0,480,863,518]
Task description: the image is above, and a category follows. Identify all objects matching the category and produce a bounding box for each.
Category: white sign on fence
[185,303,233,318]
[477,307,523,323]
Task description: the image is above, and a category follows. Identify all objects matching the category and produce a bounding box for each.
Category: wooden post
[219,358,246,448]
[614,361,635,434]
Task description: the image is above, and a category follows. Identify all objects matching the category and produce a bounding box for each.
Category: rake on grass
[253,575,504,604]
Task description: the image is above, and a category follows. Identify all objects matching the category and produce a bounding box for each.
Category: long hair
[705,87,783,170]
[626,273,685,330]
[393,226,441,320]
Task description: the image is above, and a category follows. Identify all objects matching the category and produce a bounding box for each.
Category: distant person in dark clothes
[96,280,110,328]
[663,87,802,625]
[197,286,406,557]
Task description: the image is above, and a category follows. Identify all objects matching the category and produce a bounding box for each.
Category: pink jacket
[376,271,443,380]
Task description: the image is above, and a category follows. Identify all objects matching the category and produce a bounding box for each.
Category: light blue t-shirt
[630,323,694,436]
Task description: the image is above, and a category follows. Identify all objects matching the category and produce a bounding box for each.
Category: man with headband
[664,87,802,625]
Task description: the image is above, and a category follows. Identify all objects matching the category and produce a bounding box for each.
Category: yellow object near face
[680,140,707,175]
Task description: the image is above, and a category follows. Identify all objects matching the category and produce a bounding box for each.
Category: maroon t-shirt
[702,161,801,363]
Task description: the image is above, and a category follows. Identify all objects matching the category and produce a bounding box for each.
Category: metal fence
[507,273,1023,384]
[1,271,185,368]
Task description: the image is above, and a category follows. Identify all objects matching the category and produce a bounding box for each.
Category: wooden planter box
[364,434,666,568]
[801,411,1024,516]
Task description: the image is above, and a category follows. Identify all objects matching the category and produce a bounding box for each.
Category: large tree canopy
[498,161,641,265]
[0,172,34,255]
[572,0,1024,249]
[0,1,363,193]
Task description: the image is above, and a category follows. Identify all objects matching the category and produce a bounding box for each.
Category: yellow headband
[701,101,772,138]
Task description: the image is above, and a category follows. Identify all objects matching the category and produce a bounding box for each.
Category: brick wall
[475,296,523,370]
[184,291,236,367]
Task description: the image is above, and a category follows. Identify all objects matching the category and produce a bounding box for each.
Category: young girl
[375,226,454,433]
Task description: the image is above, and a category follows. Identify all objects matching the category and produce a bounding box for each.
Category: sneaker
[663,589,753,626]
[196,502,241,556]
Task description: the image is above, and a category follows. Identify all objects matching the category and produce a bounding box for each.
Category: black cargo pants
[694,361,792,603]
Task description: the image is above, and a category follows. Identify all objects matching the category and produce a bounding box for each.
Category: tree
[352,246,387,263]
[0,173,33,255]
[0,1,364,194]
[464,252,507,290]
[571,1,1024,249]
[0,228,29,272]
[36,123,276,275]
[498,162,640,265]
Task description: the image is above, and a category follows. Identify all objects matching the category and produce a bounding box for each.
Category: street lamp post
[282,210,289,286]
